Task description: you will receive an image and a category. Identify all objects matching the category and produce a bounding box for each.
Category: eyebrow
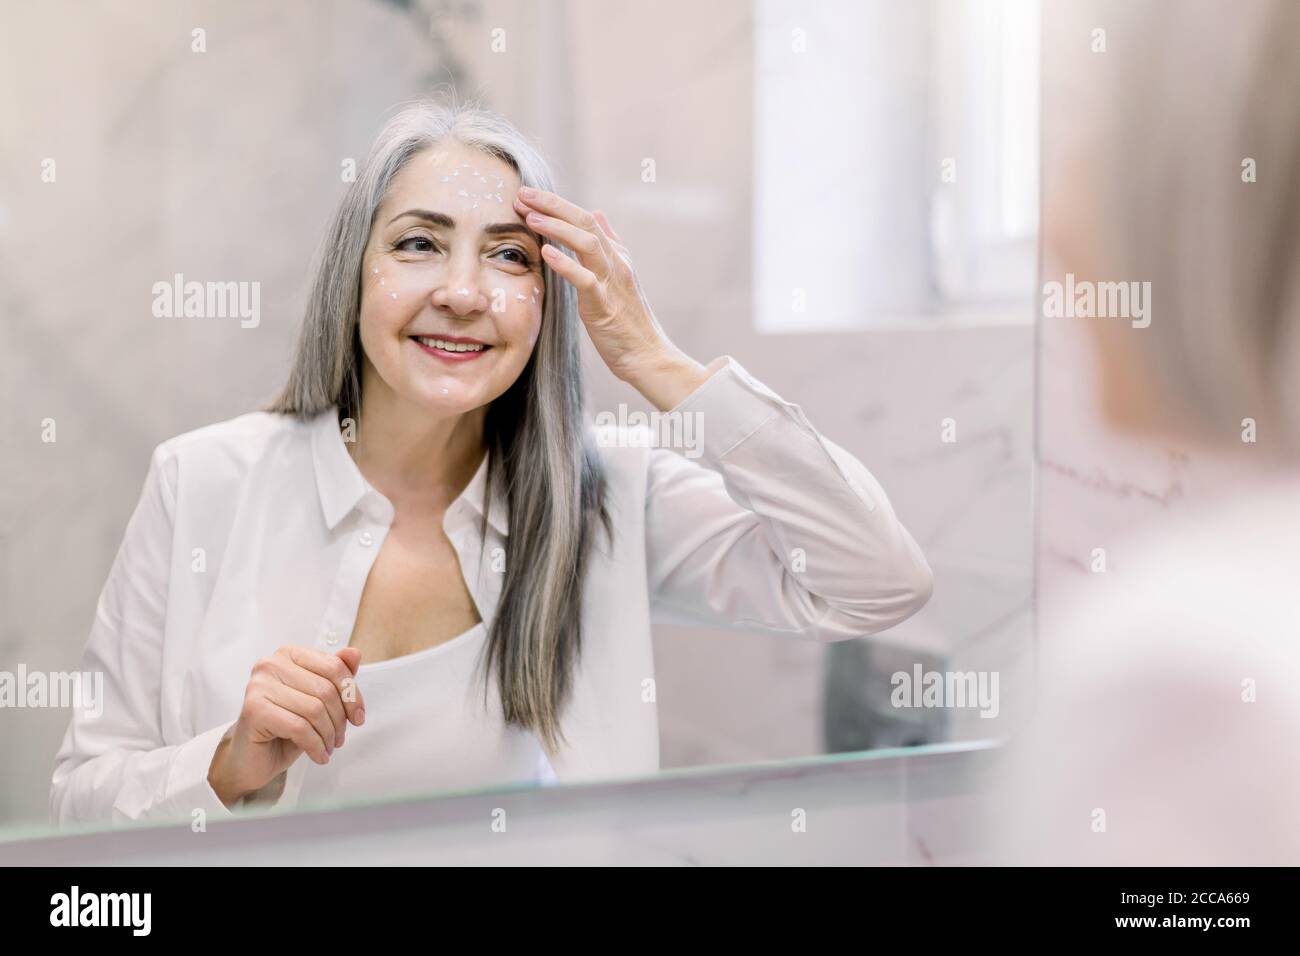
[387,208,537,241]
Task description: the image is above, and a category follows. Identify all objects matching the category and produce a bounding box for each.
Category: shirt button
[358,530,374,547]
[325,630,339,646]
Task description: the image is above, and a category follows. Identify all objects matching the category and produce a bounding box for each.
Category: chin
[412,387,478,412]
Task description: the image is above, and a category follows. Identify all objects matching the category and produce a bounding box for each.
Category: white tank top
[295,622,555,807]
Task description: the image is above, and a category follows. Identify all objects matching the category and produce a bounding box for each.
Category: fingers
[265,682,340,759]
[336,647,364,714]
[541,243,600,294]
[270,659,349,747]
[284,645,366,726]
[516,186,597,233]
[593,209,622,244]
[260,699,333,765]
[514,189,615,277]
[240,644,370,779]
[525,210,605,260]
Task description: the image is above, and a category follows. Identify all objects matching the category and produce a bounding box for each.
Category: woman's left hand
[514,187,712,404]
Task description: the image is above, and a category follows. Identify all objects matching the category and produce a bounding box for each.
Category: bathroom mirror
[0,0,1035,840]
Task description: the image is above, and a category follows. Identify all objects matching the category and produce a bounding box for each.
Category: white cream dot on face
[458,288,470,296]
[441,387,449,395]
[372,267,379,274]
[379,277,385,285]
[390,291,397,299]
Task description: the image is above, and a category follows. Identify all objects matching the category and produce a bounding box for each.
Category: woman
[50,100,933,826]
[993,0,1300,864]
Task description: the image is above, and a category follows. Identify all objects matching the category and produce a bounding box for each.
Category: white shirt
[293,621,556,807]
[989,468,1300,865]
[50,355,933,827]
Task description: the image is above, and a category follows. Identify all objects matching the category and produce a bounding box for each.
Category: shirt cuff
[668,355,781,459]
[162,719,240,821]
[668,354,878,512]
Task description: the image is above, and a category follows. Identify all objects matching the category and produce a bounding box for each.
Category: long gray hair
[1078,0,1300,454]
[265,97,611,754]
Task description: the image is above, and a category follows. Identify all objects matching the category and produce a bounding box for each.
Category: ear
[1041,151,1166,438]
[1041,150,1095,282]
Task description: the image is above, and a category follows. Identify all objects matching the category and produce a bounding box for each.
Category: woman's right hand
[207,645,365,807]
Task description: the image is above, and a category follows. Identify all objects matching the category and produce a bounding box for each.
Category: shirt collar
[309,406,509,536]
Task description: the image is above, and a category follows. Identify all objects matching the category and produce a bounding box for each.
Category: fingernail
[518,186,535,198]
[356,707,365,724]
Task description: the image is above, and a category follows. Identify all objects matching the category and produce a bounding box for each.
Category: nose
[430,254,486,317]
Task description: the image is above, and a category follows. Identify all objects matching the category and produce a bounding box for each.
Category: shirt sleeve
[49,441,243,827]
[644,355,933,639]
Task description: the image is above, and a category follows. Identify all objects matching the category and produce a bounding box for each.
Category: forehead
[381,142,521,217]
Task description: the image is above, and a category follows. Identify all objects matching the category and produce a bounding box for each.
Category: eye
[395,235,437,253]
[494,246,532,266]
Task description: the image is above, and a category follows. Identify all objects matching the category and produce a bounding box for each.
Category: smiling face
[357,141,546,417]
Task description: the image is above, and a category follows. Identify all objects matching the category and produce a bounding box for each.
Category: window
[753,0,1040,332]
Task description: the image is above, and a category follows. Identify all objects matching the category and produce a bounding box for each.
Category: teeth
[416,337,486,352]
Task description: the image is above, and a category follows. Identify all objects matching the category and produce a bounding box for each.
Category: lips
[413,335,487,350]
[410,335,492,363]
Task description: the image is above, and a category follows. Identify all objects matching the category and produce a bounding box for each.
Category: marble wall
[0,0,1033,830]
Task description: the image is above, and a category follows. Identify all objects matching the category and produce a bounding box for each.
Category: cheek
[488,280,544,348]
[362,264,403,313]
[356,273,408,370]
[510,300,543,351]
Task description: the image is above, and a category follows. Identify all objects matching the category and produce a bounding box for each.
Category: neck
[348,366,488,511]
